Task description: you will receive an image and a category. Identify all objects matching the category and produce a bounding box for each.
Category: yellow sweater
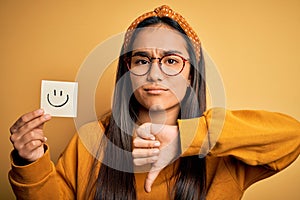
[9,108,300,199]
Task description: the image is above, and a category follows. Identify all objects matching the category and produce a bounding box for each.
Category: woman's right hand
[133,123,180,193]
[9,109,51,163]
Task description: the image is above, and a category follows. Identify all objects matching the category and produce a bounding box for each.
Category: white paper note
[40,80,78,117]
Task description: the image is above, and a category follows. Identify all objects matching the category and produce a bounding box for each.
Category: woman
[9,5,300,200]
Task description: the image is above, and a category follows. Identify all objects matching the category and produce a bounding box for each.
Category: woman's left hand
[132,123,180,192]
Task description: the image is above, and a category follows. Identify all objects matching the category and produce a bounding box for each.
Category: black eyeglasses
[126,54,189,76]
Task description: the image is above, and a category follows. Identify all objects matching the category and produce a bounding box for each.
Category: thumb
[144,169,161,193]
[150,123,165,136]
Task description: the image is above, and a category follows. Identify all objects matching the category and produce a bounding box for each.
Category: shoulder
[59,118,108,163]
[76,111,111,137]
[62,112,111,161]
[76,120,107,156]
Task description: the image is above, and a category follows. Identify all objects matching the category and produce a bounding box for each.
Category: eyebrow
[132,49,185,57]
[132,51,149,57]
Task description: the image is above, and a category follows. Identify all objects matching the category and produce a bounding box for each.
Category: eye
[131,56,150,66]
[135,59,149,65]
[166,59,178,65]
[163,55,181,66]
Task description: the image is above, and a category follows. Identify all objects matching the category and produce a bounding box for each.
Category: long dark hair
[88,16,207,200]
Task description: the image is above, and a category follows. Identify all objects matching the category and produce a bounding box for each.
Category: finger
[18,140,45,161]
[136,123,155,140]
[11,128,45,149]
[10,109,45,134]
[13,114,51,138]
[133,156,159,166]
[37,122,45,129]
[19,129,47,146]
[133,137,160,148]
[150,123,166,135]
[144,170,161,193]
[24,139,45,151]
[12,131,47,156]
[151,124,178,137]
[18,138,44,157]
[132,148,159,158]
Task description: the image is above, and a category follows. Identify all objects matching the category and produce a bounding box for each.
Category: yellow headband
[124,5,201,60]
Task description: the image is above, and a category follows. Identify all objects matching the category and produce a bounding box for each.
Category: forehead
[131,24,188,55]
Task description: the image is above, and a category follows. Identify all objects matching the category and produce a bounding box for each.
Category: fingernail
[10,128,17,133]
[152,149,159,154]
[150,136,155,140]
[44,114,51,120]
[151,156,159,162]
[37,109,44,114]
[44,137,47,142]
[154,141,160,147]
[145,186,151,193]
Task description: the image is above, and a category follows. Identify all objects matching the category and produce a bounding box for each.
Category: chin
[148,104,165,111]
[142,101,180,112]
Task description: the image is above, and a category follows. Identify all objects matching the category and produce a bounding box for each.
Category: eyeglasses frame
[125,53,189,76]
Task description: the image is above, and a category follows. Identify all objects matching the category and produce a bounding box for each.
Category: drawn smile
[47,90,69,107]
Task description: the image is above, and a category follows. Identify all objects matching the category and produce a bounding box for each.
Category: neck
[137,104,180,125]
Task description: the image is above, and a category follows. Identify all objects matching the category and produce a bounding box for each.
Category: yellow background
[1,0,300,199]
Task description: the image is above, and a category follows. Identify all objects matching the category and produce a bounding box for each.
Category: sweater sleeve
[8,121,103,200]
[8,145,62,200]
[178,108,300,171]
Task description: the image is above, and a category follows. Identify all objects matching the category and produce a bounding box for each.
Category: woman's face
[129,24,191,112]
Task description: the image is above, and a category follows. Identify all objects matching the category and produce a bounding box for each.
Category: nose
[147,61,163,82]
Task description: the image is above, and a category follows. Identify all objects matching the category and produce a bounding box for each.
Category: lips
[143,85,168,95]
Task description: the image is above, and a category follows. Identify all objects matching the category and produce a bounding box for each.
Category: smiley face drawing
[41,80,78,117]
[47,89,69,108]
